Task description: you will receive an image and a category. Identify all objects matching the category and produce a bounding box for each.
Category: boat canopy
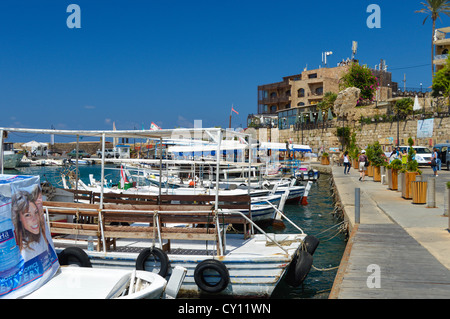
[259,142,311,152]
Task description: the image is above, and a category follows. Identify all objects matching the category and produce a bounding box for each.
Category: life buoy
[303,235,320,255]
[284,250,313,287]
[194,259,229,293]
[58,247,92,267]
[135,247,169,277]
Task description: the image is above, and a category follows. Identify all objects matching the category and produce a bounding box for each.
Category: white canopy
[168,140,247,154]
[259,142,311,152]
[21,141,48,148]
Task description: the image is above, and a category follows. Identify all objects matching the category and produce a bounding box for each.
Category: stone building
[433,26,450,73]
[250,62,395,130]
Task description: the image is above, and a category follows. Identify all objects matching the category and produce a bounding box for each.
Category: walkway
[328,164,450,299]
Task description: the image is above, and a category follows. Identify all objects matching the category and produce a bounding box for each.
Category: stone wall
[255,116,450,153]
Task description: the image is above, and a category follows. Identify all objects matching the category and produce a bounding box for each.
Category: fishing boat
[2,142,23,169]
[0,126,319,298]
[0,173,186,300]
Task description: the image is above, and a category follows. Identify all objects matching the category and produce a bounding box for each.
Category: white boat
[0,173,187,300]
[24,267,169,299]
[2,142,23,169]
[0,126,318,298]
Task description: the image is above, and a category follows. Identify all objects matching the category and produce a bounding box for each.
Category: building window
[315,87,323,95]
[298,88,305,97]
[270,105,277,113]
[297,102,305,106]
[308,73,318,79]
[270,92,277,99]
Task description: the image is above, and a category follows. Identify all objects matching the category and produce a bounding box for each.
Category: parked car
[96,148,119,158]
[398,146,433,166]
[433,143,450,170]
[67,149,91,159]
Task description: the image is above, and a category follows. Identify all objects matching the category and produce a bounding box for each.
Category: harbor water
[7,164,346,299]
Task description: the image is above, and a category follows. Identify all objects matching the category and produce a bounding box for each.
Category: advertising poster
[417,118,434,139]
[0,175,59,298]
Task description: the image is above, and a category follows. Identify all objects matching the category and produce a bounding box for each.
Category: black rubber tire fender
[135,247,170,278]
[303,235,320,255]
[284,249,313,287]
[58,247,92,268]
[194,259,230,293]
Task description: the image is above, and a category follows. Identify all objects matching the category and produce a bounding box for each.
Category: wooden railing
[44,192,252,252]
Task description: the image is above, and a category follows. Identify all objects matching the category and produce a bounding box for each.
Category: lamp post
[397,109,400,148]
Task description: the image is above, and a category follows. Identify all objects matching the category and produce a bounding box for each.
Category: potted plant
[387,159,402,190]
[365,144,374,177]
[402,138,421,200]
[348,133,360,169]
[369,142,386,182]
[321,152,330,165]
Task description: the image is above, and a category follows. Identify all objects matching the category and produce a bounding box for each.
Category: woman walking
[343,151,351,174]
[432,148,439,177]
[358,150,368,181]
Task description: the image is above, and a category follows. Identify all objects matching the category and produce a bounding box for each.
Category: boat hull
[53,233,305,298]
[3,153,23,169]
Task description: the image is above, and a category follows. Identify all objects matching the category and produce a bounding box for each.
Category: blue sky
[1,0,449,142]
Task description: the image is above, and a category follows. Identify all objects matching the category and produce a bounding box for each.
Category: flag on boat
[150,122,161,130]
[120,164,128,186]
[231,106,239,115]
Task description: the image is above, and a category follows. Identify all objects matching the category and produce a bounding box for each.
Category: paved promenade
[328,164,450,299]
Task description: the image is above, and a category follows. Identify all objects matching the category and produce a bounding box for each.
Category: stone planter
[412,181,427,204]
[402,171,418,199]
[373,166,381,182]
[388,169,398,190]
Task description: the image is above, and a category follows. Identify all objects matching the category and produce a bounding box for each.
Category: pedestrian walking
[358,150,368,181]
[432,148,439,177]
[343,151,351,174]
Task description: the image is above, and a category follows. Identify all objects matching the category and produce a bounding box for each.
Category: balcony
[434,27,450,45]
[434,54,448,65]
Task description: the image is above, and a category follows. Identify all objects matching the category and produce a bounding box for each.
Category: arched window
[297,88,305,98]
[315,87,323,95]
[297,102,305,106]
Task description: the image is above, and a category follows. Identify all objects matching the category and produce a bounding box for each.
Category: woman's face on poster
[20,201,40,235]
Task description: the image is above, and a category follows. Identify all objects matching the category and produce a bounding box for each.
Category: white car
[398,146,433,166]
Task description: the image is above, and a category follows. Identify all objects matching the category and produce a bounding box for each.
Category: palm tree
[416,0,450,78]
